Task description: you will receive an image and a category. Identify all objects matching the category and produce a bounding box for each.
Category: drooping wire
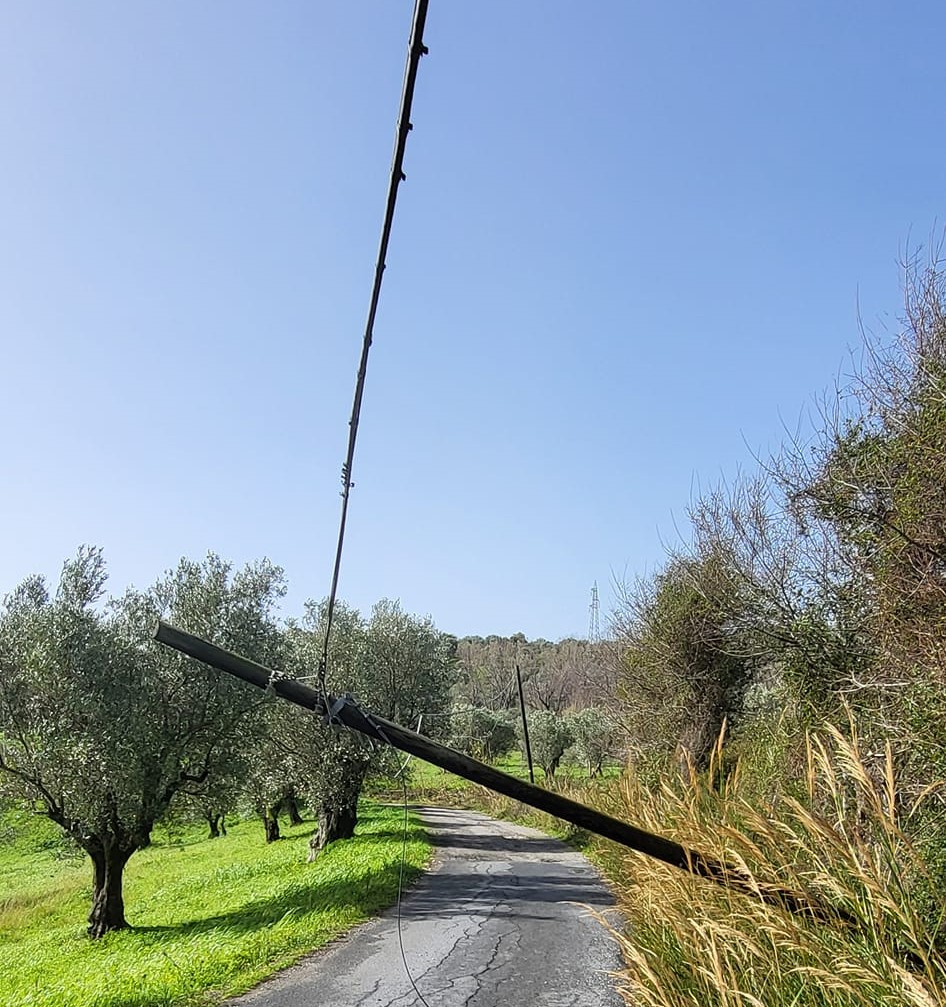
[397,775,433,1007]
[395,713,433,1007]
[309,5,432,998]
[317,0,431,706]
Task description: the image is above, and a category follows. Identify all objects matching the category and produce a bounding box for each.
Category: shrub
[449,706,517,762]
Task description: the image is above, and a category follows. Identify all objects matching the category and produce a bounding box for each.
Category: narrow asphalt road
[227,806,626,1007]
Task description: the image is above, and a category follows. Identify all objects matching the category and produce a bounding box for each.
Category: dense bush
[449,705,517,761]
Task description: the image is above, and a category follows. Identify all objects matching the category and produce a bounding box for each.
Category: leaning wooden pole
[515,663,535,784]
[154,621,846,923]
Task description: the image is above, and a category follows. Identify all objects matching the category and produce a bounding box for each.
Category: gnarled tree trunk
[319,794,359,845]
[284,789,304,826]
[308,792,360,861]
[205,812,225,839]
[262,802,281,843]
[87,844,133,938]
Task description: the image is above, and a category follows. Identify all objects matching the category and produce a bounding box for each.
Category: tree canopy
[0,549,285,936]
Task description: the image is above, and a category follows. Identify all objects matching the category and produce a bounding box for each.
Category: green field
[401,750,622,793]
[0,803,429,1007]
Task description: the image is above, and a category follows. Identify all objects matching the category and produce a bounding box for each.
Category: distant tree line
[448,632,623,778]
[454,633,613,712]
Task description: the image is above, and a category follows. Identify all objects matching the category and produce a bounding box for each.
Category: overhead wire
[309,1,433,1002]
[316,0,431,709]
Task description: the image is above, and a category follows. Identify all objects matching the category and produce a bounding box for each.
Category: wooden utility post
[515,663,535,784]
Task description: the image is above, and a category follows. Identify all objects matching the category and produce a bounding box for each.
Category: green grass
[400,750,622,795]
[493,750,624,781]
[0,803,429,1007]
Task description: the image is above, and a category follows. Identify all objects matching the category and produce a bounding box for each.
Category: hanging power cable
[317,0,431,706]
[396,766,433,1007]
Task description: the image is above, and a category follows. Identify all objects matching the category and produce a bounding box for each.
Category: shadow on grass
[127,809,424,942]
[134,855,608,939]
[345,828,413,842]
[132,858,418,941]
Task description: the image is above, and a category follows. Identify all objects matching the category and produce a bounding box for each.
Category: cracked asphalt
[227,806,626,1007]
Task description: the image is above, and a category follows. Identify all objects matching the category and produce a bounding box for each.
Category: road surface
[227,806,626,1007]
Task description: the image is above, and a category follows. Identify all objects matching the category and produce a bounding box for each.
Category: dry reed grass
[599,725,946,1007]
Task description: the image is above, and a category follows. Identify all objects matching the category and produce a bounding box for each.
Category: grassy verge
[394,749,620,798]
[0,802,428,1007]
[595,731,946,1007]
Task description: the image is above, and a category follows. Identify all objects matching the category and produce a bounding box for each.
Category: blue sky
[1,1,944,640]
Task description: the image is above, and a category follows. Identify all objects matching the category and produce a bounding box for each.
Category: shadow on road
[399,807,617,922]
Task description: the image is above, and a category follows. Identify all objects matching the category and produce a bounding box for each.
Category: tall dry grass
[599,725,946,1007]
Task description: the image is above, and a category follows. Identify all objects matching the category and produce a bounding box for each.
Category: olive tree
[0,549,284,937]
[567,707,618,777]
[523,710,573,779]
[282,599,457,854]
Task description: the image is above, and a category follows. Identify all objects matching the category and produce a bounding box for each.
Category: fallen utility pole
[154,620,847,924]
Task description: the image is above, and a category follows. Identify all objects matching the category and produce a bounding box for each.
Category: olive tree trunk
[87,844,133,938]
[205,812,226,839]
[262,801,281,843]
[307,795,359,861]
[306,765,367,862]
[318,796,358,844]
[284,789,304,826]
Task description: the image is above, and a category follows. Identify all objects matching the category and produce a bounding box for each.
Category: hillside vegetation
[416,259,946,1006]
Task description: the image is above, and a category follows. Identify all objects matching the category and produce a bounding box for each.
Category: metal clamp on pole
[323,694,350,729]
